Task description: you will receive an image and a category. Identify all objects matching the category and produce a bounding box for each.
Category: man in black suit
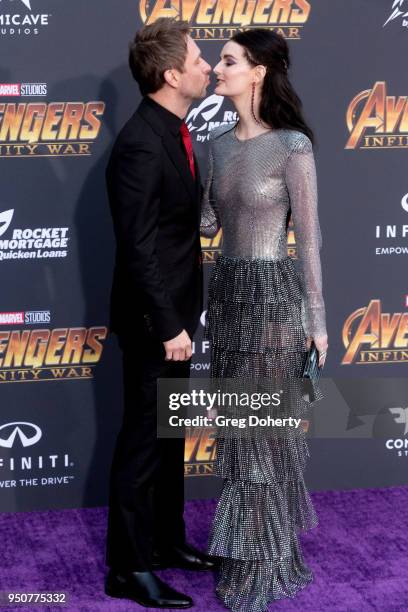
[105,18,213,609]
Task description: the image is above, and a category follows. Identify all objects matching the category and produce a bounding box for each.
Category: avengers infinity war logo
[0,327,108,382]
[346,82,408,150]
[184,427,216,475]
[200,230,223,264]
[0,102,105,156]
[183,420,309,473]
[139,0,311,40]
[342,300,408,365]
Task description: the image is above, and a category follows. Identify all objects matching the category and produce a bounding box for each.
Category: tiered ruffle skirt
[205,255,318,612]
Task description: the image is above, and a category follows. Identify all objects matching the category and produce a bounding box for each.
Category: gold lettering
[45,329,68,365]
[19,103,47,144]
[25,330,50,368]
[395,313,408,348]
[270,0,291,22]
[3,331,30,368]
[233,0,257,26]
[342,301,380,365]
[213,0,235,23]
[290,0,310,23]
[385,95,407,133]
[346,82,385,149]
[41,102,64,140]
[380,312,401,348]
[0,104,26,142]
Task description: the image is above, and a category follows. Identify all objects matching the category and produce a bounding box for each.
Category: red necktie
[180,121,196,179]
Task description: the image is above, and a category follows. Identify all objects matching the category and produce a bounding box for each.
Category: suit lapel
[138,99,196,202]
[193,155,202,225]
[161,132,196,202]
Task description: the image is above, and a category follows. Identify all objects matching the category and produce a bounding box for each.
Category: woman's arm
[285,134,328,362]
[200,145,221,238]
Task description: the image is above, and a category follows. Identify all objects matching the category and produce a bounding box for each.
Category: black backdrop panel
[0,0,407,511]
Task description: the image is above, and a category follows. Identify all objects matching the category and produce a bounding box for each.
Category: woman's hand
[306,334,328,367]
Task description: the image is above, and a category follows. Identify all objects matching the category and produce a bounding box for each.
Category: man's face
[178,36,211,100]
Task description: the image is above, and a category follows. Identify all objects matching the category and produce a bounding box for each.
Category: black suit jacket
[106,98,203,342]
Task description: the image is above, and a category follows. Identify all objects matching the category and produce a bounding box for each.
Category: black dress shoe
[105,569,193,608]
[152,542,218,571]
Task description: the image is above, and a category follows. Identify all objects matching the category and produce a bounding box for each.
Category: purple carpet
[1,486,407,612]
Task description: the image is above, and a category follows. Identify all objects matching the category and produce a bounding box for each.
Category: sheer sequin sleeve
[200,145,221,238]
[285,135,327,339]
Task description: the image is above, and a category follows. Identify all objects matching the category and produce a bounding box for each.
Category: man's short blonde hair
[129,18,190,95]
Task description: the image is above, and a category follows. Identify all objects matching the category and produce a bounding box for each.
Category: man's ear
[163,68,180,89]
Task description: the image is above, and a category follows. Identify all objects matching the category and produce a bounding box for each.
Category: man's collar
[144,96,183,136]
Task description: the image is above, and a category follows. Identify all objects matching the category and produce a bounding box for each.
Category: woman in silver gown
[200,30,328,611]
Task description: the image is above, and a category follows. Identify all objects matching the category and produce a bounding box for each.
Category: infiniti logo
[0,422,42,448]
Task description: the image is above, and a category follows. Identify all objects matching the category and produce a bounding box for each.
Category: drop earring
[251,82,261,125]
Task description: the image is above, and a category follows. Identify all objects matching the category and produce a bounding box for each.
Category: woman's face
[213,41,257,97]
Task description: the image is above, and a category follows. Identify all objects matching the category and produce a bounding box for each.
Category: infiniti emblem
[0,422,42,448]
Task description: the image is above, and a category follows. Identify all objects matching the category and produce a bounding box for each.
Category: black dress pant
[106,326,190,571]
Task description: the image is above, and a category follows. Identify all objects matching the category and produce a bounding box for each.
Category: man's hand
[163,329,192,361]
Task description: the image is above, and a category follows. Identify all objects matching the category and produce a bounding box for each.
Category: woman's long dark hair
[231,29,314,145]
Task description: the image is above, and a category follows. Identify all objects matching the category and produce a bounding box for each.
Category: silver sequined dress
[200,123,327,611]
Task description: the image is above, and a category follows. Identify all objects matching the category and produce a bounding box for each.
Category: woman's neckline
[232,124,280,143]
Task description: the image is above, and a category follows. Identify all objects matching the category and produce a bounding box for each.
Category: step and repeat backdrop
[1,0,408,511]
